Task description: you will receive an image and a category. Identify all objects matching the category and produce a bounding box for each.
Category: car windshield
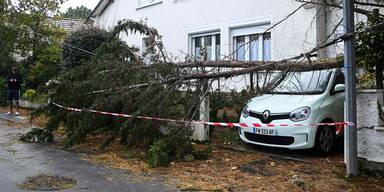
[268,70,332,95]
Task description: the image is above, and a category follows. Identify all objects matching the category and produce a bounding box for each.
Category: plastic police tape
[52,102,353,134]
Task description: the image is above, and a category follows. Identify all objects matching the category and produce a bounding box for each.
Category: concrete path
[0,114,175,192]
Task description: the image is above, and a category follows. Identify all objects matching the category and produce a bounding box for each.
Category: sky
[60,0,100,12]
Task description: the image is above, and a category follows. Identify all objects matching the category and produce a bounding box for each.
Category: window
[332,70,345,90]
[263,33,271,61]
[215,34,221,61]
[235,36,246,61]
[191,34,221,61]
[234,32,271,61]
[137,0,162,8]
[270,70,332,95]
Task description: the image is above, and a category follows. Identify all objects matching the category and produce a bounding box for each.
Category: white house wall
[94,0,320,61]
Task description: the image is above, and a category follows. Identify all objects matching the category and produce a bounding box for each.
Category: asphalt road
[0,115,175,192]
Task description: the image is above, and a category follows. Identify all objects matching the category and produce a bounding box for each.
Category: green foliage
[121,119,163,148]
[356,9,384,89]
[23,89,37,100]
[162,128,194,161]
[0,5,17,76]
[0,0,66,98]
[27,43,63,89]
[147,139,171,167]
[61,6,91,19]
[209,90,255,145]
[210,90,257,123]
[31,20,213,168]
[147,128,212,167]
[61,27,109,68]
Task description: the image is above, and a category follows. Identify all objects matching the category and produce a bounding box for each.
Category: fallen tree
[27,16,366,167]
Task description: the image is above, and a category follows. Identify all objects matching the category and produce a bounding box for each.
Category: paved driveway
[0,115,175,192]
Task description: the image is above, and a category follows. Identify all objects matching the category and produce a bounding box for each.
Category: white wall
[356,90,384,163]
[93,0,325,91]
[94,0,320,61]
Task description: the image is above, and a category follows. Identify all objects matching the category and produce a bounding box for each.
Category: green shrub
[147,139,170,167]
[210,90,257,123]
[146,126,194,167]
[146,126,212,167]
[121,119,163,148]
[163,127,194,160]
[23,89,37,100]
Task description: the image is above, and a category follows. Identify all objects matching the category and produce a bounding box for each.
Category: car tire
[315,125,335,153]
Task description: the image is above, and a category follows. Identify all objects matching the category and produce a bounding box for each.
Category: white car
[239,69,345,153]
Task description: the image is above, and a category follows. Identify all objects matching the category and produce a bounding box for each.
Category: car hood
[247,94,325,113]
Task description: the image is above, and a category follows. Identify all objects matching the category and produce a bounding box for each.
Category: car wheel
[315,125,335,153]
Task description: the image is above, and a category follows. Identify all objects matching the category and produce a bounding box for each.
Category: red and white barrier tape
[52,102,354,129]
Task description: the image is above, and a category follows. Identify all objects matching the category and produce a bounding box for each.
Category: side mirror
[333,84,345,93]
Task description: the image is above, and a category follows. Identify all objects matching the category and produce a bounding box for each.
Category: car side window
[332,70,345,90]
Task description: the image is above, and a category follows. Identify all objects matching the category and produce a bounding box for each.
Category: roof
[50,18,86,32]
[89,0,114,18]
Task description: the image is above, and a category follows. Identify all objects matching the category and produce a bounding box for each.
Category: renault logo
[263,110,270,121]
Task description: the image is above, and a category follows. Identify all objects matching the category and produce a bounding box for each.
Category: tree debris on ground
[74,132,384,192]
[18,174,76,191]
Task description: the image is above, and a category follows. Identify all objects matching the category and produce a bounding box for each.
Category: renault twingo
[239,69,345,153]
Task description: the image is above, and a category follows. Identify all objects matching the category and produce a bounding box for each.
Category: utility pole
[343,0,358,176]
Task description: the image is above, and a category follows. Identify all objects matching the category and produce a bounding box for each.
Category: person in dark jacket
[6,67,22,115]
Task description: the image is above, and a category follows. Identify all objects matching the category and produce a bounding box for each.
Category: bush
[147,139,170,167]
[146,127,212,167]
[209,90,256,141]
[146,126,193,167]
[23,89,37,101]
[210,90,257,123]
[121,119,163,148]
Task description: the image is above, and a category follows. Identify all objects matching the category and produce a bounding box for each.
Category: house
[88,0,347,69]
[89,0,384,173]
[88,0,353,90]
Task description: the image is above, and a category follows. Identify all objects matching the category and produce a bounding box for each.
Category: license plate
[253,128,278,136]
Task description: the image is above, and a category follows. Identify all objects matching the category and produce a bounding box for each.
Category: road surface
[0,115,175,192]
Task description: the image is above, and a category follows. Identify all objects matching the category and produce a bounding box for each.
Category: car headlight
[289,107,311,122]
[242,105,250,118]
